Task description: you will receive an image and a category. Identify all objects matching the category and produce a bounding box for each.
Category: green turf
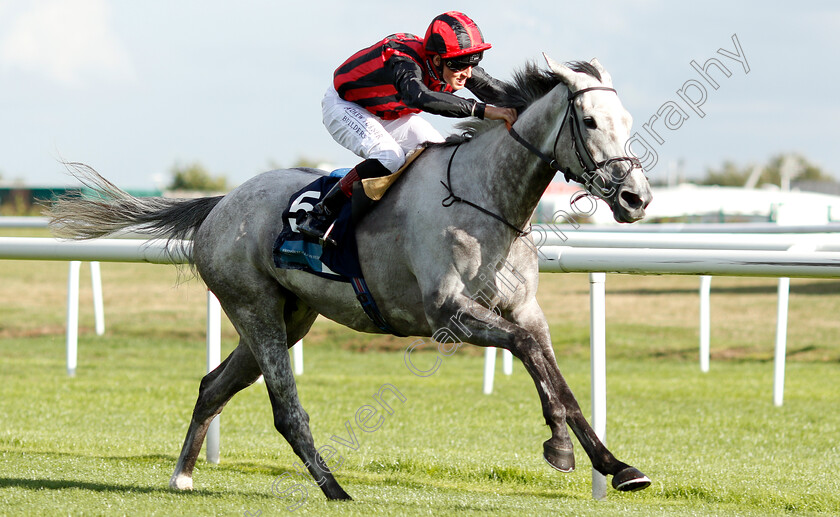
[1,332,838,516]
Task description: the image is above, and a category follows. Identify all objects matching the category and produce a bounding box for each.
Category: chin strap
[425,56,444,84]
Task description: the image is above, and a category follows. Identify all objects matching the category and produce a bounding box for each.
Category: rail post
[589,272,608,500]
[206,290,222,463]
[66,261,81,377]
[699,275,712,372]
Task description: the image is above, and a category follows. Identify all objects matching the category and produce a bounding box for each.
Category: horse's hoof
[169,473,193,491]
[542,441,575,472]
[611,466,651,492]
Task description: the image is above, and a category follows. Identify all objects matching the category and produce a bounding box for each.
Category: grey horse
[48,56,653,501]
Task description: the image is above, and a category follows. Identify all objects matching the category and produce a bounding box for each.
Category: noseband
[507,86,642,200]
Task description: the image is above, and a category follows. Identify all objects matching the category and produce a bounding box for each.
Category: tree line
[169,153,835,192]
[700,153,834,188]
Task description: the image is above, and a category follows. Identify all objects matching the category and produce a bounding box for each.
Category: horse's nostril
[620,190,644,210]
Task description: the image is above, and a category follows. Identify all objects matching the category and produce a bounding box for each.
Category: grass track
[1,235,839,515]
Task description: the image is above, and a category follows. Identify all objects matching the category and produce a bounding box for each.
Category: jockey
[298,11,518,244]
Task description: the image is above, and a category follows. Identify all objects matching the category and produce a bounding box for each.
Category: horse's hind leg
[170,341,262,490]
[221,286,352,501]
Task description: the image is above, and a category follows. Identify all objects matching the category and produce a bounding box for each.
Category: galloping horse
[48,55,653,500]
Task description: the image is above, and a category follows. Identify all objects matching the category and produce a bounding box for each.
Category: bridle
[440,85,642,236]
[508,86,641,200]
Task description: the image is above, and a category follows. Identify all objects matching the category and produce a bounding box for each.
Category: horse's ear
[543,53,579,88]
[589,58,613,86]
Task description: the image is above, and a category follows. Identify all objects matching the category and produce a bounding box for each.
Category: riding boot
[297,181,350,245]
[297,159,390,245]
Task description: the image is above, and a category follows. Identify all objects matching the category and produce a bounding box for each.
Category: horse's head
[544,54,652,223]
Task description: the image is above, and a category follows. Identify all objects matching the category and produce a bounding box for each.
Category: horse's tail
[46,163,224,263]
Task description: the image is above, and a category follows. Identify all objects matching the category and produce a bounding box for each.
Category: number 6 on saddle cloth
[272,168,403,336]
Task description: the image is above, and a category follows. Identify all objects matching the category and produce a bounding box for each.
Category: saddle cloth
[271,163,417,336]
[272,146,426,279]
[272,170,361,280]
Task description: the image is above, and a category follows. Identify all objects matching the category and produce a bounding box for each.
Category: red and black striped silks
[333,33,451,120]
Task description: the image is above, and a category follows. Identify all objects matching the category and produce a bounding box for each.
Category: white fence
[3,225,840,500]
[481,227,840,402]
[0,216,50,228]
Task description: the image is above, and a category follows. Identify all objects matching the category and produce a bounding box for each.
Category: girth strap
[350,277,406,336]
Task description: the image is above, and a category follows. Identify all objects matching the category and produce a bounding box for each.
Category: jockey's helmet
[424,11,492,72]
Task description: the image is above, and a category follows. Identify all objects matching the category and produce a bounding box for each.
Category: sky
[1,0,838,189]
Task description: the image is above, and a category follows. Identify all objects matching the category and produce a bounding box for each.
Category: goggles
[444,52,483,71]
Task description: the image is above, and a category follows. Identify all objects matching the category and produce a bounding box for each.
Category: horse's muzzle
[614,185,652,223]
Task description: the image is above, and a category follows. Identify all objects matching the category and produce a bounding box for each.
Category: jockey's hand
[484,106,518,129]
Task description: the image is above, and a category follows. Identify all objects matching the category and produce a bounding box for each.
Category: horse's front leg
[509,299,651,491]
[429,294,650,491]
[495,298,577,472]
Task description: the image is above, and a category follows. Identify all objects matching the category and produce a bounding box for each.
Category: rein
[440,143,530,237]
[439,85,641,235]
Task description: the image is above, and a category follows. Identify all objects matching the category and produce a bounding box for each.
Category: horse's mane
[439,60,602,145]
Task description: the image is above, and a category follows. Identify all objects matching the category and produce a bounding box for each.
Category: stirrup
[296,174,353,246]
[298,213,337,246]
[321,221,337,246]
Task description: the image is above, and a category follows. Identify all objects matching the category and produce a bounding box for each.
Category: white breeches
[321,86,445,172]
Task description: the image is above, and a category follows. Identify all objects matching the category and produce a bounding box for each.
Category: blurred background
[1,0,838,222]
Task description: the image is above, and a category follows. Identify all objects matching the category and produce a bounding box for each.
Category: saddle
[359,146,426,201]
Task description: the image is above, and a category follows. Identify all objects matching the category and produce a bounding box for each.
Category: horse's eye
[583,117,598,130]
